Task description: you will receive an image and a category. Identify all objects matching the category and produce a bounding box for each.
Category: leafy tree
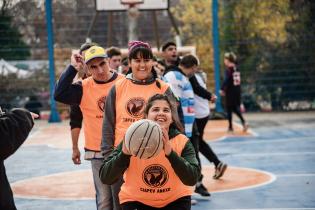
[0,0,30,60]
[172,0,214,78]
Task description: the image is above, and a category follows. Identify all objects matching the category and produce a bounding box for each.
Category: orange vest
[114,78,169,146]
[119,134,194,207]
[80,74,123,151]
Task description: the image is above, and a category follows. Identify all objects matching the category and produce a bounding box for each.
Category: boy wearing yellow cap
[54,46,124,210]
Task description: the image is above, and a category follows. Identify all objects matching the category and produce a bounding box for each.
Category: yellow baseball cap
[84,46,108,64]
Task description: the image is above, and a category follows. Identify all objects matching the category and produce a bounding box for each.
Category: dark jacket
[221,66,241,106]
[0,108,34,210]
[69,105,83,129]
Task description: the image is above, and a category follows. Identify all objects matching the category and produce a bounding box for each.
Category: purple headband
[128,41,151,54]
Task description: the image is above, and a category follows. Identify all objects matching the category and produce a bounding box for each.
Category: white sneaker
[191,199,198,205]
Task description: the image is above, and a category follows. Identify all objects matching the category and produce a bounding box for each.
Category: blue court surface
[5,112,315,210]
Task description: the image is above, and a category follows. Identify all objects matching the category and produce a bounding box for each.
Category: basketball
[124,119,163,159]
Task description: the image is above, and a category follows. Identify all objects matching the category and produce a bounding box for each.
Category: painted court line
[211,166,276,194]
[209,129,257,142]
[234,123,259,137]
[209,136,315,145]
[213,208,315,210]
[12,170,93,201]
[277,173,315,177]
[229,151,315,157]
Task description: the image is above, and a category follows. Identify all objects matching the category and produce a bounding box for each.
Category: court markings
[12,166,275,200]
[208,208,315,210]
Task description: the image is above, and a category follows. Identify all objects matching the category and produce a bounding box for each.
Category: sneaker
[227,128,234,133]
[243,123,249,132]
[191,199,198,205]
[213,162,228,179]
[195,183,211,197]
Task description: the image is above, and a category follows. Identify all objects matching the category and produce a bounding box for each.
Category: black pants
[121,196,191,210]
[226,105,245,130]
[189,122,203,181]
[195,116,220,167]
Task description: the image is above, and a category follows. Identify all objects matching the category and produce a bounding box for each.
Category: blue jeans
[91,159,122,210]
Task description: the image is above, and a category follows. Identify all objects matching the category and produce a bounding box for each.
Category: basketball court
[3,3,315,210]
[5,112,315,210]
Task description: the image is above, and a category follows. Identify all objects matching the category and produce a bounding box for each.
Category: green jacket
[99,128,200,186]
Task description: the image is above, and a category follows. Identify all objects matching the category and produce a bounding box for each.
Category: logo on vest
[142,164,168,188]
[97,96,107,113]
[126,97,145,117]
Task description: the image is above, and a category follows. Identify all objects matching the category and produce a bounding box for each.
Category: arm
[101,86,116,156]
[189,75,212,100]
[164,87,184,127]
[99,142,131,185]
[221,69,230,91]
[54,65,83,105]
[69,105,83,164]
[166,141,200,186]
[69,105,83,129]
[71,128,81,164]
[0,108,34,160]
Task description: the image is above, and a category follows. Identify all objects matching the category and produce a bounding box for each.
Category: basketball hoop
[121,0,142,17]
[96,0,168,12]
[120,0,144,8]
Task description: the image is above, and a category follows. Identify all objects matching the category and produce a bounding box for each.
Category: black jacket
[221,66,241,106]
[0,108,34,210]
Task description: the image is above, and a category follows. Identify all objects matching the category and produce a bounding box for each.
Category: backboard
[96,0,169,11]
[120,0,144,5]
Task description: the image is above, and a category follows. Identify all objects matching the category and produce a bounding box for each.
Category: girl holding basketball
[100,94,200,210]
[100,41,181,210]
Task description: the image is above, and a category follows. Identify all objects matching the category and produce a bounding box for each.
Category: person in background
[119,57,129,75]
[220,52,248,132]
[194,69,227,179]
[163,54,211,198]
[153,59,166,79]
[100,94,200,210]
[0,107,38,210]
[161,41,220,197]
[107,47,122,72]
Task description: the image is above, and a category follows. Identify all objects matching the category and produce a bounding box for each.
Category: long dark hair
[144,94,184,133]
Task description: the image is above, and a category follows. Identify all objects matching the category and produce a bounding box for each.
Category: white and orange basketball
[124,119,163,159]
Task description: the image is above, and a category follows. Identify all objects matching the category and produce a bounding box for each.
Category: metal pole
[128,6,140,42]
[86,11,98,42]
[212,0,223,113]
[167,10,182,47]
[107,12,113,47]
[152,11,160,49]
[45,0,61,122]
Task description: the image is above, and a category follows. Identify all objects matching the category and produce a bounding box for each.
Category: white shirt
[194,73,210,119]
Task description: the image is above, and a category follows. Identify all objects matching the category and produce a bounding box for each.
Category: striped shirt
[164,69,195,137]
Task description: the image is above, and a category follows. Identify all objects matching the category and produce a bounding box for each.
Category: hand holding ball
[124,119,163,159]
